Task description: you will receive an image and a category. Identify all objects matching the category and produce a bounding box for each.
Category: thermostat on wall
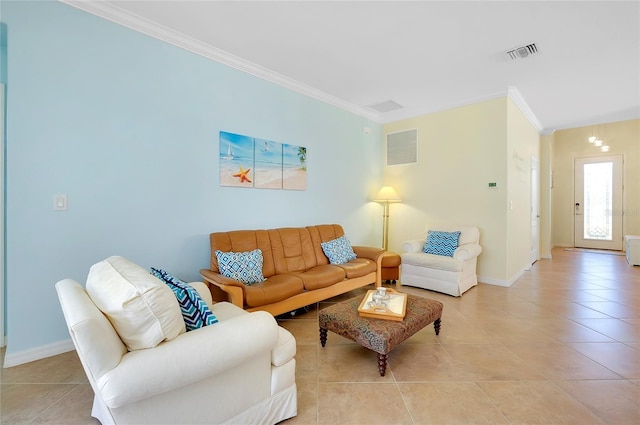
[488,182,498,189]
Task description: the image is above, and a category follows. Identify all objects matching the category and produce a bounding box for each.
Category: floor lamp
[374,186,401,251]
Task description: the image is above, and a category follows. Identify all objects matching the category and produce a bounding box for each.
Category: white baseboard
[509,269,526,286]
[3,339,75,368]
[479,268,527,288]
[478,276,512,287]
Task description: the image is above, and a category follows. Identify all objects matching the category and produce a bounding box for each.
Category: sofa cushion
[243,274,305,308]
[423,230,461,257]
[215,249,266,284]
[321,235,357,264]
[210,230,275,278]
[150,268,219,331]
[293,264,346,290]
[402,252,463,272]
[86,256,185,351]
[307,224,347,265]
[334,258,377,278]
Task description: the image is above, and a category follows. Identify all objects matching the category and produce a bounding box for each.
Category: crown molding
[378,90,508,124]
[507,86,543,133]
[59,0,381,122]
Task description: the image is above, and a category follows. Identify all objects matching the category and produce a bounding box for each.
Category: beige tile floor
[2,247,639,424]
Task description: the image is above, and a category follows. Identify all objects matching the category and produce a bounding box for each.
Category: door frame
[530,156,540,264]
[1,84,5,347]
[574,154,624,250]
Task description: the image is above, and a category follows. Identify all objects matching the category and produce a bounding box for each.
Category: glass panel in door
[574,155,623,250]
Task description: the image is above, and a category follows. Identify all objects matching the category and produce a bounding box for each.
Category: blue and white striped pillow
[150,268,218,331]
[423,230,461,257]
[215,249,266,285]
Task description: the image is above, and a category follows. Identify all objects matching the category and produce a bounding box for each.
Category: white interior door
[531,156,540,264]
[574,155,623,250]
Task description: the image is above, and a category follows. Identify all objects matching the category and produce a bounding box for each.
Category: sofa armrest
[200,269,246,308]
[200,269,245,288]
[402,239,424,254]
[352,246,385,262]
[97,310,279,409]
[453,243,483,261]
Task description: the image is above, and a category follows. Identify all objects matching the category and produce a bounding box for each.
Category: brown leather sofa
[200,224,385,316]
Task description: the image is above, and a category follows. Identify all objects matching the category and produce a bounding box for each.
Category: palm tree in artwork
[297,147,307,170]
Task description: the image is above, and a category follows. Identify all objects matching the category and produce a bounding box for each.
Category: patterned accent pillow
[150,268,218,331]
[321,235,357,265]
[423,230,461,257]
[215,249,266,285]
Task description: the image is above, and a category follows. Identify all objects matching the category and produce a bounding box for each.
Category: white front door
[574,155,623,250]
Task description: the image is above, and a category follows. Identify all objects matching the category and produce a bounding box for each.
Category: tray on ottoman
[357,288,407,321]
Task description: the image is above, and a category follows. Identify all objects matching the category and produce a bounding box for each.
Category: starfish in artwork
[233,166,252,183]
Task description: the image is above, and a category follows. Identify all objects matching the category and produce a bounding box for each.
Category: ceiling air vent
[368,100,403,113]
[506,43,538,60]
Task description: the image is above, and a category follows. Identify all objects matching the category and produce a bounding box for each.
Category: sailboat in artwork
[222,143,234,160]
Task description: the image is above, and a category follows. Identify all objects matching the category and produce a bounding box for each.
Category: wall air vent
[368,100,403,113]
[506,43,539,60]
[386,129,417,166]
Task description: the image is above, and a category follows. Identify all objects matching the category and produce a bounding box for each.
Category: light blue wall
[2,1,382,358]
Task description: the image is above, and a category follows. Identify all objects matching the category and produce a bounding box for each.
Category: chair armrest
[453,243,482,261]
[402,239,424,253]
[189,281,213,307]
[97,310,279,409]
[352,246,385,262]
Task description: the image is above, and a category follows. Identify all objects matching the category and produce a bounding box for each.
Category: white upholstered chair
[401,225,482,296]
[55,256,297,425]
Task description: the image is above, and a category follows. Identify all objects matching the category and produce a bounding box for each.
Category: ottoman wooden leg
[377,353,388,376]
[434,318,441,335]
[320,327,328,347]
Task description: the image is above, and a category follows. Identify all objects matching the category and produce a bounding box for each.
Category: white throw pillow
[86,256,185,351]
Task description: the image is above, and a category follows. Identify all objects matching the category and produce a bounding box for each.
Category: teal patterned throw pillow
[321,235,357,265]
[215,249,266,285]
[150,268,218,331]
[423,230,461,257]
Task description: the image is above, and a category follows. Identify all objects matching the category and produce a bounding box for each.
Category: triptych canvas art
[219,131,307,190]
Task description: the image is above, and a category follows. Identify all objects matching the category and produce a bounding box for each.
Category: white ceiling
[64,0,640,133]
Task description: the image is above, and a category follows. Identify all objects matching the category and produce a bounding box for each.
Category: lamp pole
[382,201,390,251]
[374,186,401,252]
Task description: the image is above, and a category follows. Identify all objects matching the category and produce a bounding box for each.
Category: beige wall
[383,97,540,285]
[506,99,541,278]
[552,119,640,247]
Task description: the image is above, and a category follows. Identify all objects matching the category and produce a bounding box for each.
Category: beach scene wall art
[219,131,307,190]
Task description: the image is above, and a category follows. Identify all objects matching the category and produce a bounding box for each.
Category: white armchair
[55,259,297,425]
[401,225,482,296]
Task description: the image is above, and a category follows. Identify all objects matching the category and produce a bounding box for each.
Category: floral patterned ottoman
[319,294,443,376]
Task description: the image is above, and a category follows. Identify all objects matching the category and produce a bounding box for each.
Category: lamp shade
[374,186,401,203]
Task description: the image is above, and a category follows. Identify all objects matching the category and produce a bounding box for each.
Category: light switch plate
[54,194,68,211]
